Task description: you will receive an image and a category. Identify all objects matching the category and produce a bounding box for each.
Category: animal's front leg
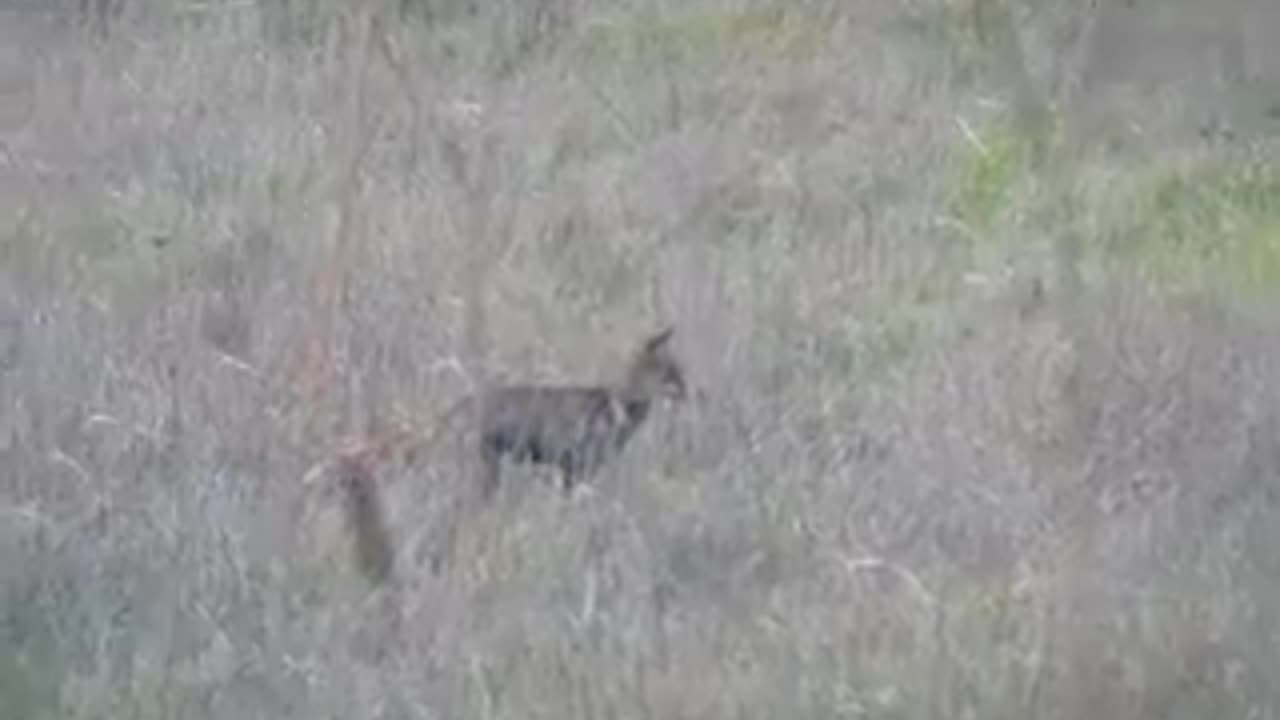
[478,442,503,501]
[559,465,578,496]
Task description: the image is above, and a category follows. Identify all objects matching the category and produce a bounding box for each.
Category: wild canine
[307,327,686,583]
[469,326,686,499]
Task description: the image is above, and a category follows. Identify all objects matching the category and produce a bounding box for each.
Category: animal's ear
[645,326,675,351]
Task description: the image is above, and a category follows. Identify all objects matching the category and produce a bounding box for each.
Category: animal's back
[480,385,614,447]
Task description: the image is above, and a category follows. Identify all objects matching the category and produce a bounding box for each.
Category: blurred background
[2,0,1279,717]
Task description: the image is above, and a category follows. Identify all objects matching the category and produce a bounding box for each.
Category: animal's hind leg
[559,453,595,498]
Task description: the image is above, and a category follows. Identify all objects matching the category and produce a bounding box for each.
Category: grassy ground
[2,0,1280,718]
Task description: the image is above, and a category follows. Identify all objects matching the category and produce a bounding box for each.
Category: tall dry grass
[2,0,1279,718]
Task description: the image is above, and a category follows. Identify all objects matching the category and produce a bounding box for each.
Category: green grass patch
[835,118,1050,385]
[837,111,1073,385]
[938,109,1280,308]
[580,7,830,66]
[61,210,171,314]
[1099,157,1280,301]
[944,118,1039,238]
[931,116,1048,307]
[1,585,67,720]
[0,209,46,292]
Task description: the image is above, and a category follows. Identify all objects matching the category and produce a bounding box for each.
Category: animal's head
[623,326,687,403]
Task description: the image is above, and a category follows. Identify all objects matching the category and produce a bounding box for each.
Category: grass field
[2,1,1280,717]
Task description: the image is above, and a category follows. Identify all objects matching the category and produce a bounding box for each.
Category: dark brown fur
[471,327,686,499]
[314,327,685,582]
